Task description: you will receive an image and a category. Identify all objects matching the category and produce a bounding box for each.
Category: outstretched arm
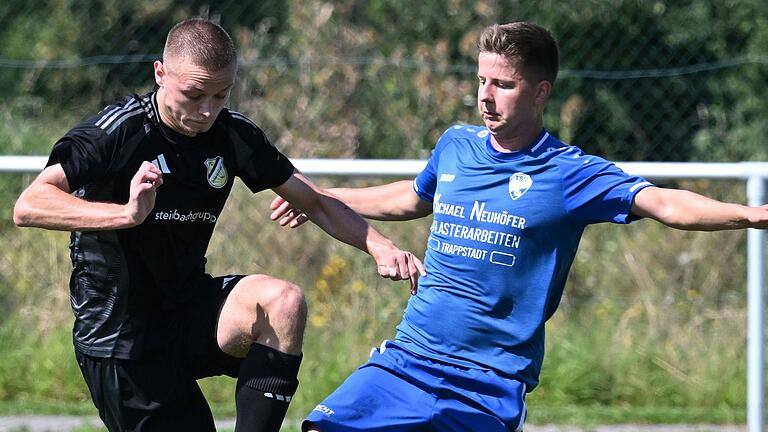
[271,179,432,227]
[13,162,163,231]
[327,180,433,221]
[272,172,426,292]
[631,186,768,231]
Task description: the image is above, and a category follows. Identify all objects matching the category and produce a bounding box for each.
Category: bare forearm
[304,194,395,256]
[14,185,135,231]
[272,173,426,290]
[633,188,768,231]
[665,198,758,231]
[329,180,429,221]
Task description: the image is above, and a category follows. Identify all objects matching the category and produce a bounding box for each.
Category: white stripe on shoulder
[229,111,259,129]
[629,181,653,193]
[98,99,141,130]
[530,132,551,152]
[95,105,125,127]
[104,108,145,135]
[141,95,155,119]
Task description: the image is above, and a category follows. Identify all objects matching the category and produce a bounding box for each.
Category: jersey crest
[508,172,532,200]
[204,156,228,189]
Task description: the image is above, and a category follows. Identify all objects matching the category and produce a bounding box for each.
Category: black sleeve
[47,111,122,192]
[227,114,295,193]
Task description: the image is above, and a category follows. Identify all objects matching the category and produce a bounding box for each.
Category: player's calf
[235,342,303,432]
[218,275,307,432]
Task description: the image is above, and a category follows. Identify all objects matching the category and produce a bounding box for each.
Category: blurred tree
[0,0,287,153]
[0,0,765,160]
[515,0,767,161]
[665,0,768,161]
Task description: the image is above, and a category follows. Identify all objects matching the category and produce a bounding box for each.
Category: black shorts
[76,274,244,432]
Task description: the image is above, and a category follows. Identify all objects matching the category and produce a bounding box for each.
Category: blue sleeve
[558,147,653,224]
[413,128,453,202]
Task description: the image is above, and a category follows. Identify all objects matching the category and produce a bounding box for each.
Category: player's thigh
[432,366,527,432]
[76,350,216,432]
[303,361,435,432]
[182,274,244,379]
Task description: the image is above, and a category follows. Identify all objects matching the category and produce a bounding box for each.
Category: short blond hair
[163,18,236,71]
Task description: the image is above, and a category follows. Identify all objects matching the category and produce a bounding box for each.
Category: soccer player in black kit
[13,18,424,432]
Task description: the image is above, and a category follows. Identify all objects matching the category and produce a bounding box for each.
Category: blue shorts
[303,341,527,432]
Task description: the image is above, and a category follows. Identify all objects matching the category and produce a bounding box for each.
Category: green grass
[519,403,744,426]
[0,179,756,428]
[0,400,745,429]
[0,400,96,416]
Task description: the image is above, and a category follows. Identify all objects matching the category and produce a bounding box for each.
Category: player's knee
[257,279,307,352]
[252,277,307,328]
[274,280,307,323]
[233,275,307,340]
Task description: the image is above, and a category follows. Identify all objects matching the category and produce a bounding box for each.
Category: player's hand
[370,246,426,295]
[125,161,163,227]
[752,204,768,229]
[270,196,310,228]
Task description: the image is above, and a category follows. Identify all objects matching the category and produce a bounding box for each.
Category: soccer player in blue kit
[271,22,768,431]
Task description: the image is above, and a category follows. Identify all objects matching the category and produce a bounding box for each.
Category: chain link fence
[1,0,766,161]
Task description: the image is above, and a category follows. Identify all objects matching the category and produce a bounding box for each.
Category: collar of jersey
[156,119,206,146]
[484,128,550,161]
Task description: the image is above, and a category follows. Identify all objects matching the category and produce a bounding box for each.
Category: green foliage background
[1,0,767,160]
[1,0,766,427]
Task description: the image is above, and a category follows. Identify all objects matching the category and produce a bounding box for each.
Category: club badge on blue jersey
[508,173,532,200]
[204,156,228,189]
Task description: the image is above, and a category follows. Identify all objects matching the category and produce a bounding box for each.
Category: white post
[747,174,766,432]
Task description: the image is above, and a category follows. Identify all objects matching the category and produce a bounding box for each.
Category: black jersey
[47,92,295,359]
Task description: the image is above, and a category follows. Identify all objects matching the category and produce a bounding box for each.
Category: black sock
[234,343,302,432]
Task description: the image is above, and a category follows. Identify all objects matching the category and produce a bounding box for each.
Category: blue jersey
[395,125,653,390]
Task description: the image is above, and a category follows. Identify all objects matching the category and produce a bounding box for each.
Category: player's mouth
[186,119,211,128]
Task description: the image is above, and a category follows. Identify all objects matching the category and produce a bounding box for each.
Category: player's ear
[154,61,166,87]
[534,80,552,108]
